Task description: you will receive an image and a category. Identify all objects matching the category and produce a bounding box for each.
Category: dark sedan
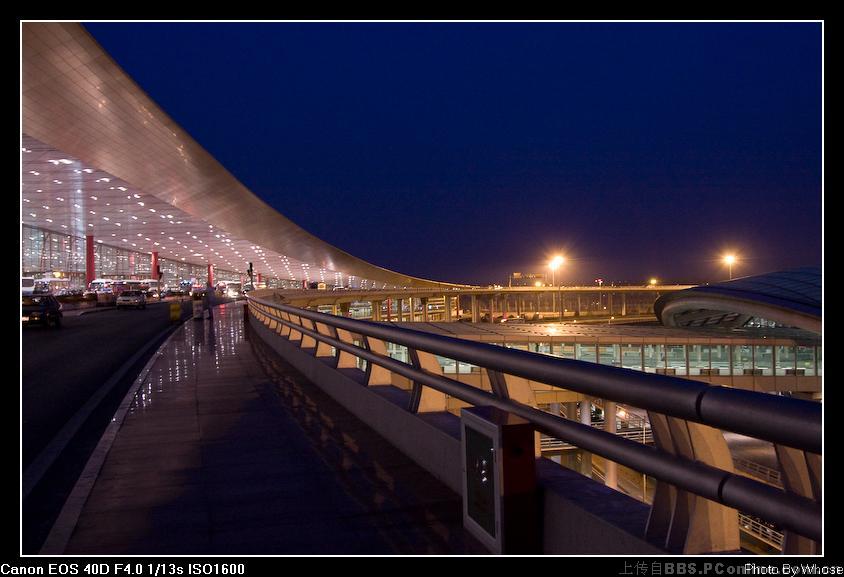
[22,293,63,328]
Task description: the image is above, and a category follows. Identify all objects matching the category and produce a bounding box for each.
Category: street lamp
[548,255,564,286]
[723,254,736,280]
[548,256,565,321]
[649,278,658,286]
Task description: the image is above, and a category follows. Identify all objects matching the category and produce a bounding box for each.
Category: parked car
[116,290,147,309]
[22,293,63,328]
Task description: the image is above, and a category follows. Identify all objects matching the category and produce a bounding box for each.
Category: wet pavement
[62,302,484,555]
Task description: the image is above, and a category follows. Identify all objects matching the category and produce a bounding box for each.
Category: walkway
[59,302,484,554]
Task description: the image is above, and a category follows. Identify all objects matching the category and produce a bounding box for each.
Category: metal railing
[734,457,783,488]
[739,513,784,550]
[246,295,821,542]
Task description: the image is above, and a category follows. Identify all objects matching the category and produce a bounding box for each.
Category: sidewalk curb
[37,311,191,555]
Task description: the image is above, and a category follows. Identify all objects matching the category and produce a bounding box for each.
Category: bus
[225,282,243,299]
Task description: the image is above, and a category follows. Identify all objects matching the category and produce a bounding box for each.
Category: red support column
[386,298,392,322]
[85,235,95,287]
[151,251,159,279]
[207,263,214,287]
[257,273,262,286]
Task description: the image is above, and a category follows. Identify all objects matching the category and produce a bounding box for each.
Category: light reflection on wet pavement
[64,302,484,554]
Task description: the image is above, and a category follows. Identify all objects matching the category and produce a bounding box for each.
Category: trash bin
[170,301,181,322]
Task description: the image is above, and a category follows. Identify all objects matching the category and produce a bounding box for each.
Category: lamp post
[549,256,564,320]
[723,254,736,280]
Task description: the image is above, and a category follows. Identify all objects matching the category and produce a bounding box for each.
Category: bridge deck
[61,302,483,554]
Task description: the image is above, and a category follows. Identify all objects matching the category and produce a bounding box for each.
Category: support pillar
[608,292,613,316]
[576,293,582,316]
[339,303,350,317]
[489,295,495,322]
[604,400,618,489]
[516,296,522,317]
[579,397,592,477]
[386,298,392,321]
[207,263,214,287]
[565,401,578,421]
[371,300,382,321]
[421,297,429,322]
[471,295,479,323]
[621,293,627,316]
[257,273,262,286]
[151,251,159,280]
[85,234,95,287]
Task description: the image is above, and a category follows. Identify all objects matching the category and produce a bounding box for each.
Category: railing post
[334,327,360,369]
[364,336,393,386]
[314,321,336,361]
[407,348,448,413]
[775,445,822,554]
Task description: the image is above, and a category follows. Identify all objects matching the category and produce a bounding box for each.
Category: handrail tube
[250,301,821,540]
[252,296,821,453]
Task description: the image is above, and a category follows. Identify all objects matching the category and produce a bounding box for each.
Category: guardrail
[734,457,783,488]
[246,294,821,544]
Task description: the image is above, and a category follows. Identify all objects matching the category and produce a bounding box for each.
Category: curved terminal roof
[22,22,461,289]
[655,267,821,334]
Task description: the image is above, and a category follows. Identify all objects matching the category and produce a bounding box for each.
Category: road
[22,299,193,466]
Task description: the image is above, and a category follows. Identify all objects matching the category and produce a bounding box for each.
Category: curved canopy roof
[22,22,461,289]
[655,267,821,334]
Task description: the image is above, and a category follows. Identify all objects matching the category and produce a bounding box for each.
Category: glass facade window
[775,346,796,376]
[558,343,576,360]
[353,339,367,372]
[533,342,552,356]
[710,345,731,375]
[643,344,664,374]
[797,347,815,377]
[620,344,642,370]
[436,355,457,374]
[598,344,620,366]
[688,345,710,375]
[386,342,409,364]
[665,345,687,375]
[754,345,773,376]
[505,343,530,352]
[576,343,597,363]
[733,345,753,375]
[817,346,822,377]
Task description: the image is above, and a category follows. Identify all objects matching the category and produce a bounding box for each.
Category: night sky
[84,22,822,286]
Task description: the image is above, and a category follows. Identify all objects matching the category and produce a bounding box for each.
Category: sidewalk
[58,302,483,555]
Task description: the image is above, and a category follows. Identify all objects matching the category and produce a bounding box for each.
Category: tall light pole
[549,256,564,320]
[723,254,736,280]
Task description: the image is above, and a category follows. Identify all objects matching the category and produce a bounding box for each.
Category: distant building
[510,272,547,287]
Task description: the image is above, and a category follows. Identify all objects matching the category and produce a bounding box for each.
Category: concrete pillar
[398,298,404,322]
[443,296,451,322]
[621,293,627,316]
[207,263,214,287]
[257,273,262,285]
[580,397,592,477]
[565,402,578,421]
[331,304,339,316]
[608,292,613,315]
[604,400,618,489]
[371,300,382,321]
[421,297,429,322]
[516,296,522,317]
[549,402,561,417]
[339,302,350,317]
[386,298,392,321]
[85,234,95,287]
[471,295,479,323]
[576,293,582,316]
[489,295,495,322]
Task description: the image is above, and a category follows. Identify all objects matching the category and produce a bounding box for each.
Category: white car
[116,290,147,309]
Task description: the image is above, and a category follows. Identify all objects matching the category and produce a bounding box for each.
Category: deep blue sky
[85,22,821,285]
